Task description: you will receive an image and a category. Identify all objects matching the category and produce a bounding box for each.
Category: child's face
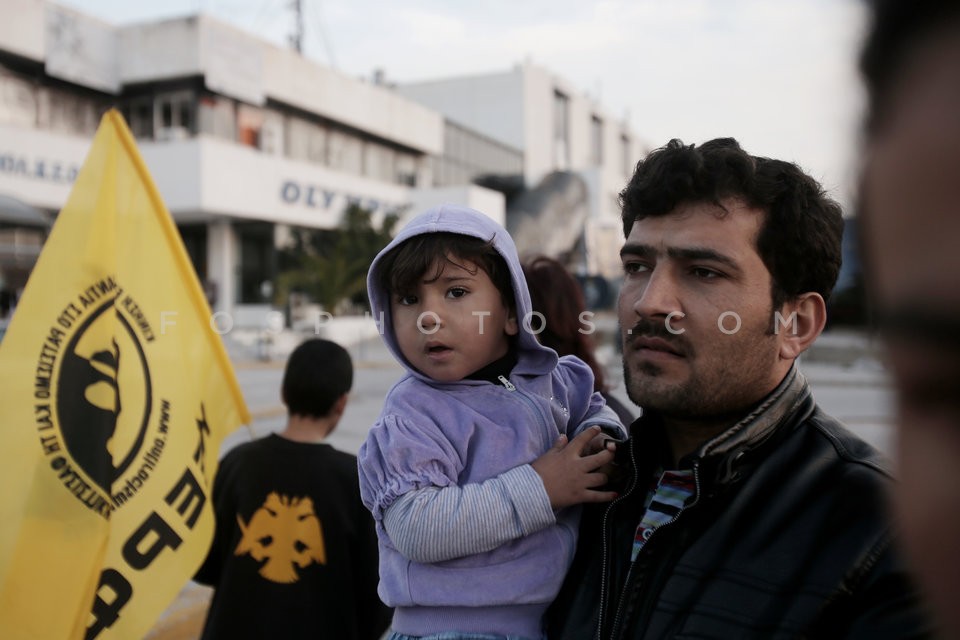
[390,256,518,382]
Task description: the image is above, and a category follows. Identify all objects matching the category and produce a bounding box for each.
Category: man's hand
[583,427,623,485]
[583,429,618,456]
[532,426,618,509]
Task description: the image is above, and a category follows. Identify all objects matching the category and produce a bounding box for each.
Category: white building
[0,0,509,325]
[1,1,644,326]
[397,63,647,279]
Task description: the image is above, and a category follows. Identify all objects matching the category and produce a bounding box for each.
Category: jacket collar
[696,364,811,464]
[632,365,812,485]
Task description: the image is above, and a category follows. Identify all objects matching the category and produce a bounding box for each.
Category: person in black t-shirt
[195,338,391,640]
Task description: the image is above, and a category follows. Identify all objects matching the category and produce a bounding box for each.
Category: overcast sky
[59,0,870,211]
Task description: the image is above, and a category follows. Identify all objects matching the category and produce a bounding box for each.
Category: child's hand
[531,426,618,509]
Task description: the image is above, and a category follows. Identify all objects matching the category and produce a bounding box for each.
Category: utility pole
[289,0,303,54]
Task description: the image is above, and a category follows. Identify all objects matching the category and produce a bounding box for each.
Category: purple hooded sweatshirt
[358,204,624,638]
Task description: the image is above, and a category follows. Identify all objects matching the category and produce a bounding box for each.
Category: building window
[39,88,102,136]
[260,108,284,156]
[155,91,195,140]
[553,90,570,169]
[432,119,522,188]
[121,99,154,139]
[363,141,396,182]
[396,153,418,186]
[0,70,38,128]
[120,92,195,141]
[591,115,603,165]
[287,116,328,164]
[197,94,235,141]
[237,103,264,148]
[327,129,363,175]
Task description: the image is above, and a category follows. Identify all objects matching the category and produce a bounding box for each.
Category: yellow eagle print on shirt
[235,492,326,583]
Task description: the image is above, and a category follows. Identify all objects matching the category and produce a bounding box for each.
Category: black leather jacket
[548,367,932,639]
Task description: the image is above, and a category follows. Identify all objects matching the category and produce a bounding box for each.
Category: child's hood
[366,204,557,382]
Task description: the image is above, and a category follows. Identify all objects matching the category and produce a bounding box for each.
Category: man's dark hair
[281,338,353,419]
[860,0,960,136]
[620,137,844,309]
[376,232,515,310]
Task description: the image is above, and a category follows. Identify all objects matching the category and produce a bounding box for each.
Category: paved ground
[146,322,895,639]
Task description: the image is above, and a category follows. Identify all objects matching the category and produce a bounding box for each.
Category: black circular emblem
[56,296,152,494]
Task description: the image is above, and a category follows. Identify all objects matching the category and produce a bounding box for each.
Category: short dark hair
[281,338,353,419]
[375,232,515,310]
[620,137,844,308]
[860,0,960,136]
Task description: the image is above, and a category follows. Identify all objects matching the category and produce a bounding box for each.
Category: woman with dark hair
[522,256,636,425]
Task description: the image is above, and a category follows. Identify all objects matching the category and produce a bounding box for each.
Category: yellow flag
[0,109,251,639]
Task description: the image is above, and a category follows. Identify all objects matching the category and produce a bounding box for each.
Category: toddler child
[358,204,625,640]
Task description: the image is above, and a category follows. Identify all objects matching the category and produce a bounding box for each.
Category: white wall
[585,219,624,278]
[520,64,557,188]
[0,126,414,230]
[0,124,88,210]
[395,62,645,278]
[12,4,443,160]
[397,70,527,154]
[45,4,119,93]
[118,17,204,89]
[398,62,641,197]
[200,17,265,107]
[0,3,119,92]
[135,136,411,227]
[137,139,203,216]
[265,47,443,155]
[118,16,265,105]
[116,15,442,154]
[118,16,263,106]
[2,0,44,62]
[404,185,506,229]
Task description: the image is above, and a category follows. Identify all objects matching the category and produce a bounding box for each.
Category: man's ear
[777,292,827,360]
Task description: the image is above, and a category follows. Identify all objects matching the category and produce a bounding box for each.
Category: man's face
[390,256,518,382]
[861,32,960,637]
[617,200,792,425]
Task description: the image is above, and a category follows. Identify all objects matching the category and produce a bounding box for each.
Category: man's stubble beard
[623,358,713,420]
[621,321,780,422]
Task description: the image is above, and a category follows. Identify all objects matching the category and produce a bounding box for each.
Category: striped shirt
[631,468,696,561]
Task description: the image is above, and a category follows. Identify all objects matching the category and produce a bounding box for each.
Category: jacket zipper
[596,434,641,639]
[606,459,703,639]
[497,374,557,454]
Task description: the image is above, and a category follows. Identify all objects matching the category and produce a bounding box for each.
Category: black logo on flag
[34,277,167,519]
[57,297,152,493]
